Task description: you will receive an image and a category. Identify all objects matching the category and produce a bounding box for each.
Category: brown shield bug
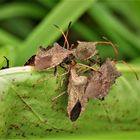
[85,59,121,100]
[24,22,73,71]
[74,41,118,61]
[67,65,88,121]
[34,43,73,71]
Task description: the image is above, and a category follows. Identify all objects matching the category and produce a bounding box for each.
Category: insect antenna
[63,21,72,49]
[116,60,139,80]
[54,24,69,49]
[94,41,118,60]
[96,38,138,80]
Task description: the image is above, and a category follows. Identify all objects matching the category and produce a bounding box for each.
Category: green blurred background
[0,0,140,67]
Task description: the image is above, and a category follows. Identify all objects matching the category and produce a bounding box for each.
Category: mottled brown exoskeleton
[67,58,121,121]
[24,43,73,70]
[75,41,98,60]
[25,23,73,71]
[74,41,118,64]
[67,41,121,121]
[35,43,72,71]
[67,65,88,121]
[85,59,121,100]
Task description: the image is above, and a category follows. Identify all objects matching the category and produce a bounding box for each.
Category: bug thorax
[70,67,88,86]
[75,41,98,60]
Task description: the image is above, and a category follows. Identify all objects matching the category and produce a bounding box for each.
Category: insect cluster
[25,40,121,122]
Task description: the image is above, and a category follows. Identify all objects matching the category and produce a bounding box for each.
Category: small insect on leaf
[75,41,118,61]
[67,66,88,121]
[85,59,121,100]
[75,41,97,60]
[35,43,72,71]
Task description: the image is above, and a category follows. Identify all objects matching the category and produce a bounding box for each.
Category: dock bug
[75,41,118,61]
[85,59,121,100]
[67,65,88,121]
[34,43,72,71]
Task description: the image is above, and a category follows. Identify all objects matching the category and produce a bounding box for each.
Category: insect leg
[54,66,57,76]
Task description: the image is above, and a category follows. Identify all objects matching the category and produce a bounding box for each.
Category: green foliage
[0,65,140,138]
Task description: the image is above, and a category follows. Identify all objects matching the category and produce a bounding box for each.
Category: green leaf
[0,2,46,20]
[105,0,140,31]
[0,29,21,46]
[0,64,140,138]
[38,0,57,8]
[15,0,95,66]
[88,3,140,58]
[73,21,99,41]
